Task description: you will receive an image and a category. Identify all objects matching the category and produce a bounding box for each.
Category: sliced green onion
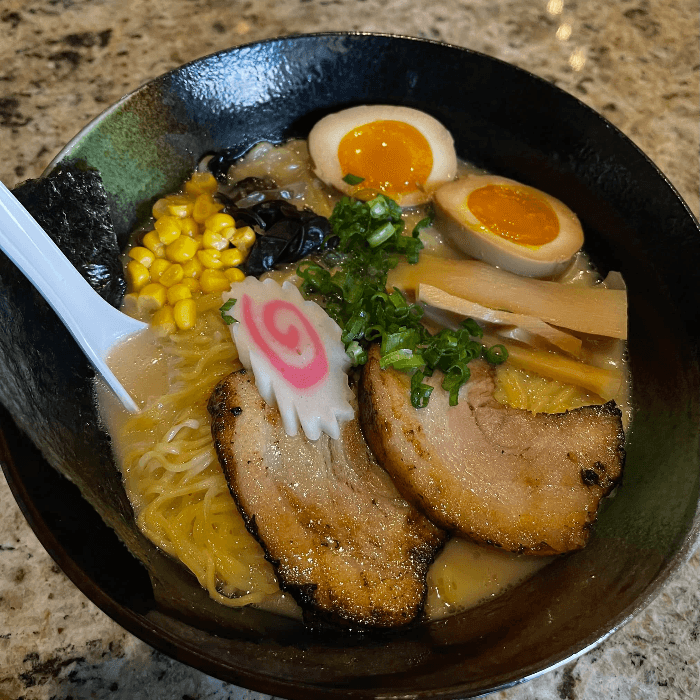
[297,193,495,408]
[380,348,425,371]
[393,356,426,371]
[346,340,367,365]
[219,298,237,325]
[459,317,483,338]
[388,289,408,309]
[381,328,420,355]
[370,291,390,306]
[341,310,368,344]
[368,196,389,218]
[442,366,471,407]
[483,344,509,364]
[343,173,365,186]
[367,222,396,247]
[411,370,433,408]
[364,325,385,343]
[411,208,434,238]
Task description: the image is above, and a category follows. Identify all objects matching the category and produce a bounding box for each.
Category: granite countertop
[0,1,698,698]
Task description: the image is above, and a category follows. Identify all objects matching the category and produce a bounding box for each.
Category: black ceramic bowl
[2,33,699,699]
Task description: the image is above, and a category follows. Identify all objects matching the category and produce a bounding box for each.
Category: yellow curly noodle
[119,306,279,607]
[494,365,601,415]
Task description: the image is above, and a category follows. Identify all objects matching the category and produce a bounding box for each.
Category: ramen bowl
[2,33,699,699]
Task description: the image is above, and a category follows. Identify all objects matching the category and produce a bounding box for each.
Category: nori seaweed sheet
[11,163,126,306]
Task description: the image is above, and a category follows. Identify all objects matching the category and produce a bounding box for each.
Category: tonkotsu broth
[98,139,627,623]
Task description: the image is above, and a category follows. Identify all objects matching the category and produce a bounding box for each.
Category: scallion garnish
[297,194,507,407]
[483,344,508,364]
[367,221,398,247]
[343,173,365,186]
[346,340,368,365]
[220,298,237,325]
[410,370,433,409]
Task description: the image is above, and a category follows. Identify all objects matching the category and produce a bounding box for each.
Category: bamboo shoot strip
[482,337,623,401]
[388,255,627,339]
[418,283,583,357]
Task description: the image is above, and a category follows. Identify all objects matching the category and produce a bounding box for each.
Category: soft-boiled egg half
[308,105,458,207]
[434,175,585,278]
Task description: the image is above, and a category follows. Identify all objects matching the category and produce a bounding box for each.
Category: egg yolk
[337,120,433,197]
[466,184,559,246]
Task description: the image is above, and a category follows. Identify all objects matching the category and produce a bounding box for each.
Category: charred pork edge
[357,345,626,556]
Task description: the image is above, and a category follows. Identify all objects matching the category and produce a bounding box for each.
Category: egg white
[308,105,457,207]
[434,175,584,278]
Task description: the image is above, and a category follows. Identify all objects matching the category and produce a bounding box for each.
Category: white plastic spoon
[0,180,147,413]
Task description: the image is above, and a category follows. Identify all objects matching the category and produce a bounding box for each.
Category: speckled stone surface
[0,1,698,699]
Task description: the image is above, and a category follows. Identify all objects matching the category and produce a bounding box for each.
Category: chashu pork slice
[359,345,625,555]
[208,368,446,629]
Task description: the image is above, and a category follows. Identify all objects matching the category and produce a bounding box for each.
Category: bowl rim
[46,31,700,231]
[4,29,700,698]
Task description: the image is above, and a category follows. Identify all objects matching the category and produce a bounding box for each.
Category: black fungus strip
[243,206,331,277]
[217,194,331,277]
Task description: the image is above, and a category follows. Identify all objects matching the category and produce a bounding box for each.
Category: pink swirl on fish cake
[241,294,329,390]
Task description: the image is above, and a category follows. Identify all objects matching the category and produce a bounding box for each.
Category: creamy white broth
[97,139,627,623]
[97,343,553,622]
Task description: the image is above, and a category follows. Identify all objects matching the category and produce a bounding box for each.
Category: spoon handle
[0,180,146,412]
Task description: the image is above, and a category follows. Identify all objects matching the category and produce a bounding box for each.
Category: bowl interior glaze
[2,33,700,699]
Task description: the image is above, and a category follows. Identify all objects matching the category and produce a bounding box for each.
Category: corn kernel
[224,267,246,284]
[152,198,171,219]
[231,226,256,253]
[141,231,166,257]
[221,247,244,267]
[202,230,229,251]
[167,204,190,219]
[200,268,231,293]
[173,298,197,330]
[180,276,200,294]
[220,225,236,241]
[197,249,223,269]
[192,193,223,223]
[126,260,150,292]
[149,258,172,282]
[121,292,140,317]
[159,263,184,288]
[151,304,176,336]
[204,212,235,233]
[179,217,199,237]
[155,216,182,244]
[185,171,219,196]
[165,195,194,219]
[181,257,204,278]
[166,282,193,306]
[128,246,155,268]
[165,235,199,263]
[138,282,167,311]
